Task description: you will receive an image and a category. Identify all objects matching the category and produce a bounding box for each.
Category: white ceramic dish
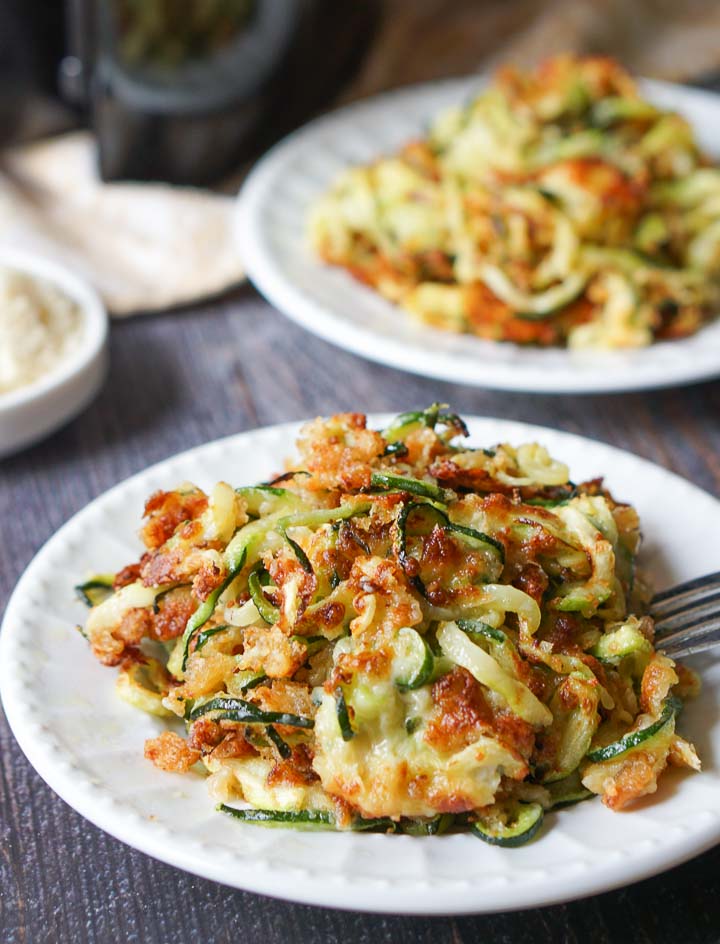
[1,416,719,914]
[237,78,720,394]
[0,247,108,458]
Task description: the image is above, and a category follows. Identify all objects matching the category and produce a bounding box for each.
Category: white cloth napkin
[0,132,244,316]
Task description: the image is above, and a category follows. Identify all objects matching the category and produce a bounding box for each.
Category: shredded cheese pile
[0,267,83,395]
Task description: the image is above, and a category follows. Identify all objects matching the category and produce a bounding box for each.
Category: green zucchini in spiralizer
[538,675,600,783]
[456,619,506,646]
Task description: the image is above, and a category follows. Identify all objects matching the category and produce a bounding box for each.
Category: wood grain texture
[2,288,720,944]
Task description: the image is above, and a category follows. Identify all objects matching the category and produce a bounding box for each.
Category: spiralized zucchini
[309,55,720,348]
[78,406,700,842]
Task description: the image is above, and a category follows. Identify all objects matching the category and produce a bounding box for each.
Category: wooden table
[2,287,720,943]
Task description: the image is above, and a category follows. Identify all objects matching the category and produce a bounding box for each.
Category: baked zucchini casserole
[309,56,720,348]
[78,408,700,844]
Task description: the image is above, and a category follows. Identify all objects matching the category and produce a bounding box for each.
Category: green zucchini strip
[586,697,679,762]
[218,805,335,828]
[370,472,448,502]
[351,816,400,833]
[75,576,115,608]
[283,534,314,574]
[235,485,308,516]
[180,564,242,671]
[189,696,314,729]
[248,567,280,625]
[265,726,292,759]
[292,635,328,658]
[471,802,545,847]
[383,441,410,458]
[400,814,455,836]
[456,618,507,645]
[195,624,232,651]
[393,627,435,692]
[382,404,469,441]
[335,687,355,741]
[230,671,268,692]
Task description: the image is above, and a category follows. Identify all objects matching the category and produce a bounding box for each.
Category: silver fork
[649,571,720,659]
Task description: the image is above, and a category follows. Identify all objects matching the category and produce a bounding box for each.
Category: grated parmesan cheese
[0,267,84,395]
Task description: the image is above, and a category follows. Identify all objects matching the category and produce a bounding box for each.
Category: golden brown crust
[267,744,319,788]
[153,589,197,642]
[424,667,492,754]
[112,562,142,590]
[141,489,208,550]
[144,731,200,773]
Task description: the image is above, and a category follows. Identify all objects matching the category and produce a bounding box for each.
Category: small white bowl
[0,247,108,458]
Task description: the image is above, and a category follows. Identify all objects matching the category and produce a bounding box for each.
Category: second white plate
[1,417,720,914]
[237,77,720,393]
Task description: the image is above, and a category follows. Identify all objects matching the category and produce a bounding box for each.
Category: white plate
[1,417,719,914]
[237,78,720,394]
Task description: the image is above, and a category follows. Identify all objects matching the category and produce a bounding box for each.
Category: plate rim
[2,415,720,914]
[236,75,720,395]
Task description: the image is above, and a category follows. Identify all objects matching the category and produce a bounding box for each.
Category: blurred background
[3,0,720,187]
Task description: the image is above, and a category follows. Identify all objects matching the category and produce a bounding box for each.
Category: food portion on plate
[309,56,720,349]
[77,407,700,844]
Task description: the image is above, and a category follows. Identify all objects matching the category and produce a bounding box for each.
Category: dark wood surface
[2,286,720,944]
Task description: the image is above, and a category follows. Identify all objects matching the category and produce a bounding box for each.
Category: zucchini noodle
[309,56,720,348]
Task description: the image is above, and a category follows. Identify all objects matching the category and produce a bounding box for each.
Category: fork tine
[659,627,720,659]
[650,570,720,618]
[657,616,720,659]
[653,589,720,635]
